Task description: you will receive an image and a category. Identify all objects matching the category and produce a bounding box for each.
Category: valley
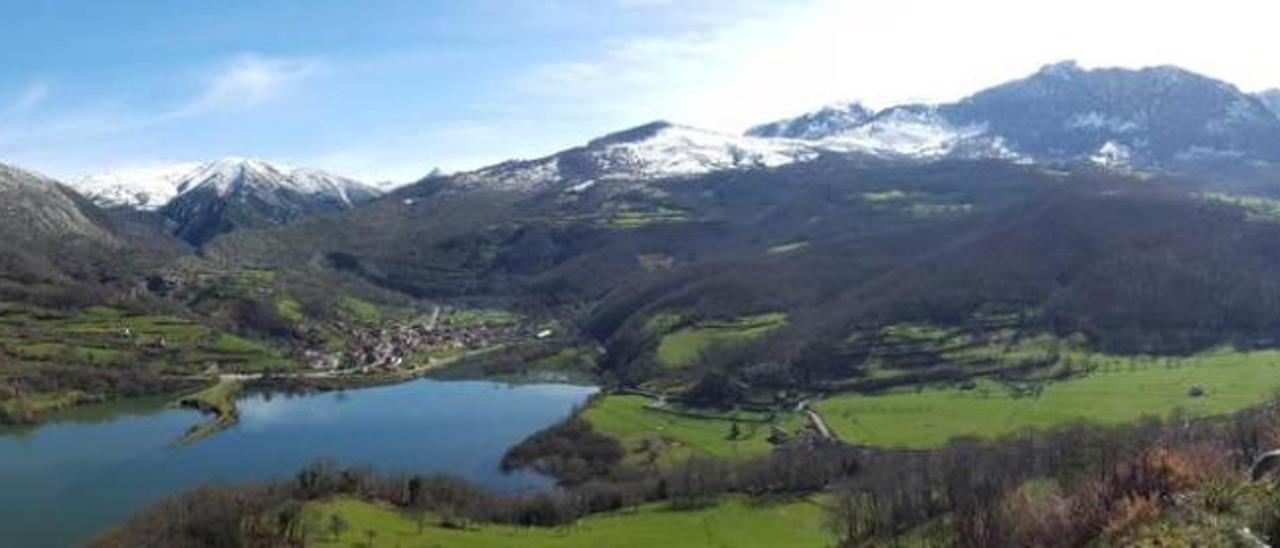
[7,58,1280,547]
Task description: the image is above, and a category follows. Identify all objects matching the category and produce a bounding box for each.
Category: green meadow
[582,395,805,465]
[304,495,831,548]
[654,313,786,369]
[817,346,1280,448]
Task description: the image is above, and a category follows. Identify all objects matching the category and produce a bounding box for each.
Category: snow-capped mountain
[134,157,381,245]
[73,158,377,211]
[448,121,820,191]
[752,61,1280,173]
[71,162,203,210]
[747,102,873,140]
[166,158,379,206]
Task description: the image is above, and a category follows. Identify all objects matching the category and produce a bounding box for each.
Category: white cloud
[174,54,322,117]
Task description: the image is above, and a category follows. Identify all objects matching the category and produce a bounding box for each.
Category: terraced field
[0,303,295,421]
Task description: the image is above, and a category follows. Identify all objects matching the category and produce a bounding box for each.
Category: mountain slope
[156,158,380,246]
[0,162,115,245]
[0,162,133,301]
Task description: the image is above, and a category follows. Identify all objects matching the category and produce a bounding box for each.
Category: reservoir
[0,379,597,547]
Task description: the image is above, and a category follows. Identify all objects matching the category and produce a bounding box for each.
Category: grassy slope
[655,313,786,369]
[817,347,1280,448]
[581,395,805,465]
[0,303,293,421]
[305,495,831,548]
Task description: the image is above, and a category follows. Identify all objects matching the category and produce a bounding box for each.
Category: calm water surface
[0,379,596,547]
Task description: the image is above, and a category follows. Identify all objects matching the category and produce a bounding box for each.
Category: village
[302,307,554,375]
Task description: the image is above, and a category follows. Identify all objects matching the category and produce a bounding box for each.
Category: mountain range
[5,60,1280,318]
[422,61,1280,194]
[51,61,1280,222]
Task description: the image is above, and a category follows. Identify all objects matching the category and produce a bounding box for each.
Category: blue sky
[2,0,1277,183]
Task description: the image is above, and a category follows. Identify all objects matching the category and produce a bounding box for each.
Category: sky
[0,0,1277,183]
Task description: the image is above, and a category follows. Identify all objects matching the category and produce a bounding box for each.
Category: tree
[825,485,879,547]
[328,514,348,541]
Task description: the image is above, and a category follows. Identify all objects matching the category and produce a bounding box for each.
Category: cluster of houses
[304,314,551,374]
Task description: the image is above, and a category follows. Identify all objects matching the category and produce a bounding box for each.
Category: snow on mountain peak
[818,105,987,158]
[73,158,378,210]
[588,122,816,179]
[453,122,819,191]
[746,102,873,140]
[71,162,204,209]
[1091,141,1134,169]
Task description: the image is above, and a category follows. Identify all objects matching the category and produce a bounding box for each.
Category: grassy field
[817,346,1280,448]
[582,395,805,465]
[304,495,832,548]
[655,313,787,369]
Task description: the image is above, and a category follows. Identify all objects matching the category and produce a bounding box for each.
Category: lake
[0,379,597,547]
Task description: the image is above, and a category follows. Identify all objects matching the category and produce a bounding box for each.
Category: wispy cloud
[171,54,323,117]
[1,54,322,146]
[0,53,326,178]
[2,81,50,118]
